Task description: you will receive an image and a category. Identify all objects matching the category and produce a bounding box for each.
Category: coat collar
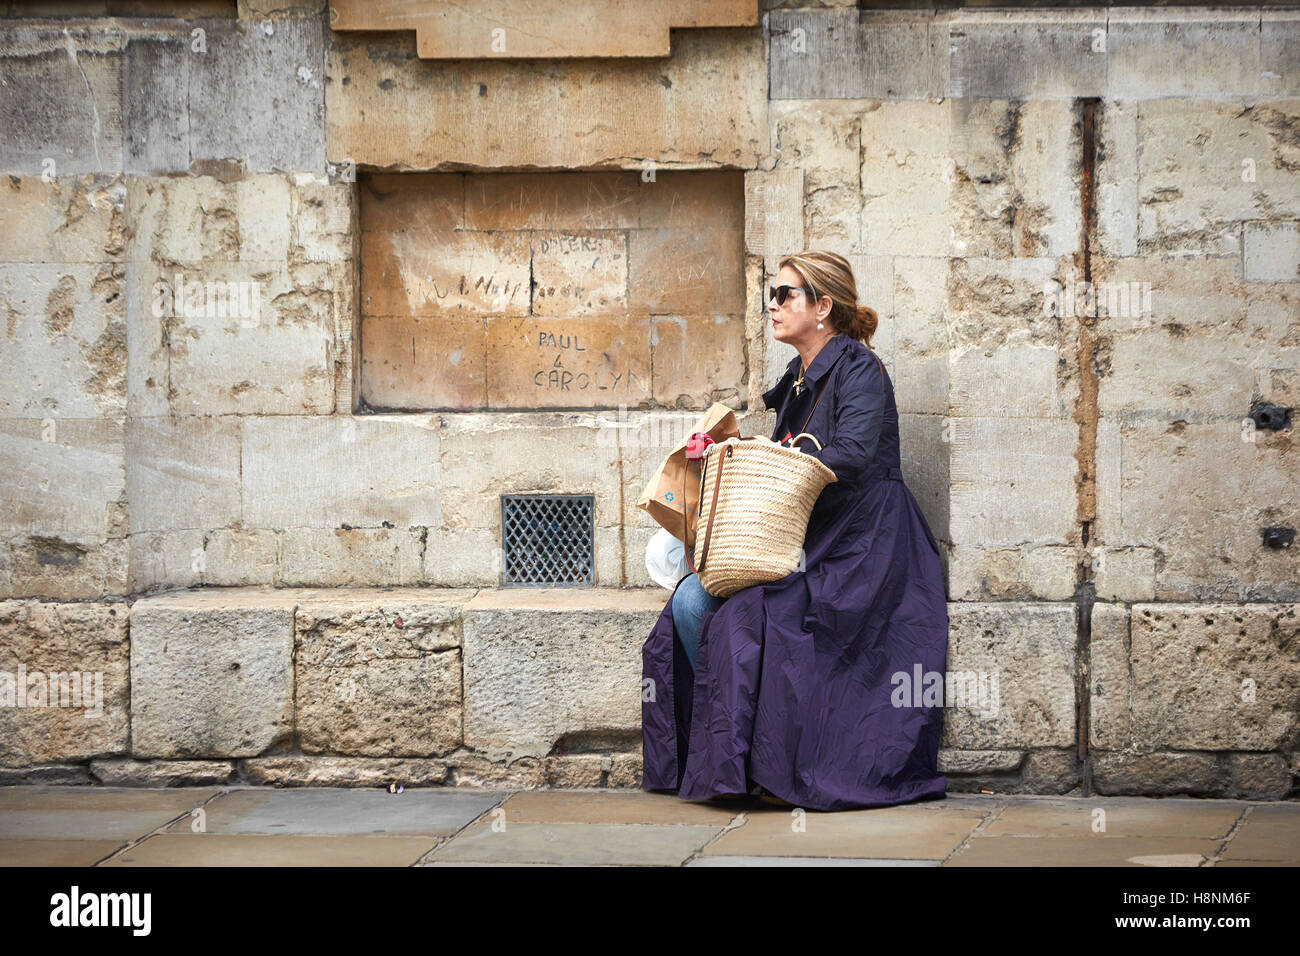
[762,333,853,409]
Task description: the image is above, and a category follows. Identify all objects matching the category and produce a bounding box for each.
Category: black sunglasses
[768,284,815,307]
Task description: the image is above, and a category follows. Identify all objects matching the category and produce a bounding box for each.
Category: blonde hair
[778,250,879,348]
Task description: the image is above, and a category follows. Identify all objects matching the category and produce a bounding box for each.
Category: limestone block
[125,414,241,533]
[1262,11,1300,97]
[0,25,125,176]
[90,759,237,786]
[891,257,948,417]
[946,545,1078,602]
[947,9,1105,100]
[128,529,205,593]
[897,413,949,547]
[860,101,951,257]
[0,263,126,418]
[0,600,129,766]
[1097,99,1139,258]
[944,257,1059,350]
[0,175,126,264]
[326,29,765,170]
[130,588,296,757]
[1107,9,1263,100]
[331,0,759,59]
[1244,221,1300,283]
[941,602,1078,750]
[1092,751,1219,796]
[461,588,665,758]
[1135,99,1300,255]
[768,9,943,101]
[948,417,1079,547]
[1092,548,1157,603]
[1087,601,1130,751]
[769,105,857,248]
[422,526,503,587]
[242,414,440,528]
[131,260,338,415]
[295,590,471,756]
[0,418,125,536]
[949,345,1071,419]
[1224,753,1291,799]
[486,315,654,410]
[1127,603,1300,751]
[241,755,452,787]
[279,528,426,587]
[649,315,747,408]
[1102,419,1299,600]
[186,18,325,174]
[437,414,623,532]
[5,533,129,601]
[937,749,1024,774]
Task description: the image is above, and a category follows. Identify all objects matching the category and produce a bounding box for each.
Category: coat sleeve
[800,355,886,482]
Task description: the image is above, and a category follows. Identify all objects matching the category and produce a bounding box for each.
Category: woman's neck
[797,331,838,375]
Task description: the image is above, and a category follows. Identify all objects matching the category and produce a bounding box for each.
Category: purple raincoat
[641,332,949,811]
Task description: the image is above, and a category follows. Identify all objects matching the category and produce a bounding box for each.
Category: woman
[641,250,949,812]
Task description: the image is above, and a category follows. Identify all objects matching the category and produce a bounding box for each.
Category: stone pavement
[0,787,1296,867]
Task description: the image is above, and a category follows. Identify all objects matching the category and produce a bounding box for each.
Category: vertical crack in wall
[1073,97,1102,796]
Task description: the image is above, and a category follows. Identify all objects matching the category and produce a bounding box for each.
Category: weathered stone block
[279,528,426,587]
[942,602,1077,750]
[1244,221,1300,283]
[130,589,295,757]
[1108,9,1263,100]
[0,263,126,418]
[948,417,1079,547]
[1135,99,1300,255]
[125,414,241,533]
[0,600,129,766]
[0,25,125,176]
[461,588,664,758]
[242,414,441,528]
[769,9,943,101]
[326,29,765,169]
[295,590,470,756]
[187,18,325,174]
[1092,751,1219,796]
[1126,603,1300,751]
[948,9,1105,100]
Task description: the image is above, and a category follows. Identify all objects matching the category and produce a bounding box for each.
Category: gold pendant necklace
[793,366,807,396]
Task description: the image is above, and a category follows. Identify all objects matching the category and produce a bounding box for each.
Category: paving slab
[699,805,988,860]
[0,839,127,866]
[945,836,1224,866]
[100,834,439,867]
[0,787,221,812]
[498,790,741,825]
[1219,806,1300,864]
[0,787,220,841]
[687,856,942,866]
[983,798,1244,839]
[159,787,505,836]
[428,821,725,865]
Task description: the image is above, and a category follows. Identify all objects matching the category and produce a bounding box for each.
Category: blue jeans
[671,573,726,672]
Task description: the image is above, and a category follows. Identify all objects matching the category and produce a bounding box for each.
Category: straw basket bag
[683,433,838,598]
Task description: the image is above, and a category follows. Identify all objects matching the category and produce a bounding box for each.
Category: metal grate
[501,495,594,587]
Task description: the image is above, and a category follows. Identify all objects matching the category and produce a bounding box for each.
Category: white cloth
[645,526,690,591]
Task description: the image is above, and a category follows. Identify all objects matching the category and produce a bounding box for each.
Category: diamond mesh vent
[501,495,595,587]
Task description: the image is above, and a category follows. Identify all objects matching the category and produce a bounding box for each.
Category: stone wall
[0,0,1296,799]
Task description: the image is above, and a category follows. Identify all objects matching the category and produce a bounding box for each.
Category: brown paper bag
[636,402,741,543]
